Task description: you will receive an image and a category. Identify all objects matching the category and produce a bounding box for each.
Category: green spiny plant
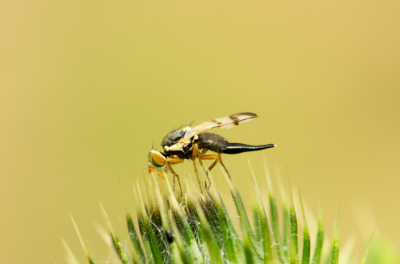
[64,159,394,264]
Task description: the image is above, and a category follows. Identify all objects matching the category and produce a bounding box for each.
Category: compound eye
[150,151,166,168]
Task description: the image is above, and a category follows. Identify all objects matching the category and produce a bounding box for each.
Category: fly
[148,112,276,195]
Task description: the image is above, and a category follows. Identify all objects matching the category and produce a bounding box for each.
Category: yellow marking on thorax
[165,144,182,152]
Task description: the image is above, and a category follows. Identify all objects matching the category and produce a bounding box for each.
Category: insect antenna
[188,119,196,127]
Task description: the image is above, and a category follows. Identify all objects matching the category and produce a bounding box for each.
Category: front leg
[166,158,183,196]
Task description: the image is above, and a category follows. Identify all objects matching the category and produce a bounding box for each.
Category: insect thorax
[161,129,185,148]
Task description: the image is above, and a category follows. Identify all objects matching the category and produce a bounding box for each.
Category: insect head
[148,150,167,172]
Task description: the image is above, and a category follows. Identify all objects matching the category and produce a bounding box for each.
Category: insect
[148,112,276,194]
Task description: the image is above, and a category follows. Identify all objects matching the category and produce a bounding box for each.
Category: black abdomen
[197,133,275,154]
[222,142,275,154]
[197,133,228,153]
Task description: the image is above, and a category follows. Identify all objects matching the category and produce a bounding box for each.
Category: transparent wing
[180,112,258,142]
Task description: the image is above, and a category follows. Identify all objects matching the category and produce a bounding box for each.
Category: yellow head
[148,150,166,173]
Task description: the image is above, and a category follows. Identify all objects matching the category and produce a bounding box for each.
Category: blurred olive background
[1,0,400,263]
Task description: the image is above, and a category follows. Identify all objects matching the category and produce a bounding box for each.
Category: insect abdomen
[197,133,275,154]
[223,143,275,154]
[197,133,228,153]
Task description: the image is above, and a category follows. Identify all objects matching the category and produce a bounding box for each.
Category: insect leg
[191,144,202,191]
[197,150,212,190]
[200,149,208,155]
[166,158,183,196]
[197,148,209,174]
[198,153,219,190]
[217,153,231,180]
[167,157,184,164]
[202,155,219,172]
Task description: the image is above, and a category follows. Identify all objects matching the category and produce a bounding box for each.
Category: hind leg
[197,149,209,179]
[198,153,218,190]
[218,153,231,180]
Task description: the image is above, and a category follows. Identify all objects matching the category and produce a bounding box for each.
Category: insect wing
[180,112,258,142]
